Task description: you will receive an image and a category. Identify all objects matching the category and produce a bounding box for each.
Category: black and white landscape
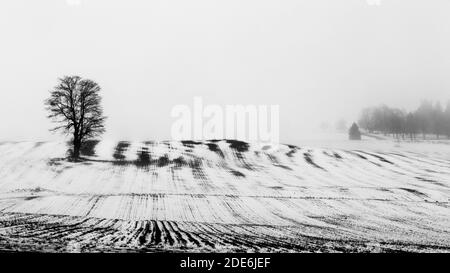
[0,136,449,252]
[0,1,449,253]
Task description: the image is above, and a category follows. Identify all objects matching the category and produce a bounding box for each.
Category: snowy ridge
[0,140,449,252]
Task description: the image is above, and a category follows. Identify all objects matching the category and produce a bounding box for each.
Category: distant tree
[335,119,347,133]
[390,108,406,139]
[432,102,445,139]
[415,100,434,139]
[375,105,391,135]
[445,101,450,139]
[358,100,450,140]
[45,76,106,159]
[349,122,362,140]
[358,107,375,133]
[405,112,419,140]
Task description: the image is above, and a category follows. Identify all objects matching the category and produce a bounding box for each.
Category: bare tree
[405,112,419,140]
[358,107,376,133]
[445,101,450,139]
[45,76,106,159]
[358,100,450,140]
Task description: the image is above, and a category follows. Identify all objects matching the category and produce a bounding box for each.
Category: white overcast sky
[0,0,449,144]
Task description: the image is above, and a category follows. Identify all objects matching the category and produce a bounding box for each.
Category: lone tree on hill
[45,76,106,159]
[349,122,362,140]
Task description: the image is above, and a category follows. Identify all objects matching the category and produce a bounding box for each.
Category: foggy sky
[1,0,449,145]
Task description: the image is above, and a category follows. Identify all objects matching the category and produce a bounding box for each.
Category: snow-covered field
[0,136,449,252]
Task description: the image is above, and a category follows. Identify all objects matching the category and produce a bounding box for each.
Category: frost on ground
[0,138,449,252]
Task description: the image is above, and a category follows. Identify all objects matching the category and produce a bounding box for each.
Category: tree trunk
[73,138,81,159]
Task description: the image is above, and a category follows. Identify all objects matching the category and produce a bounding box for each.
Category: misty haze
[0,0,449,254]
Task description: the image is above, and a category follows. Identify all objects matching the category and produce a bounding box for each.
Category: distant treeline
[358,100,450,139]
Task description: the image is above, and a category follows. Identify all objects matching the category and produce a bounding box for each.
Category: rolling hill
[0,139,449,252]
